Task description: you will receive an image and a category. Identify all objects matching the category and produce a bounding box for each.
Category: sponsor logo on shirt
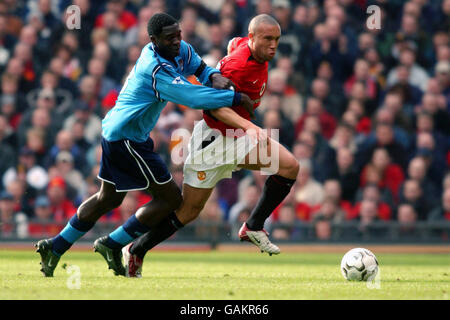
[172,76,185,84]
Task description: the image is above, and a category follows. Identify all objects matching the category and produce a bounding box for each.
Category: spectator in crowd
[53,150,85,201]
[356,122,408,170]
[312,196,346,223]
[92,40,123,84]
[276,55,306,96]
[0,0,448,242]
[396,202,419,237]
[18,88,63,149]
[271,204,302,240]
[405,156,440,206]
[329,122,357,154]
[70,119,93,156]
[1,72,28,127]
[0,190,28,238]
[2,146,48,192]
[294,159,324,217]
[0,115,17,186]
[86,57,118,100]
[195,190,224,239]
[359,148,405,201]
[352,183,393,221]
[46,129,86,173]
[28,195,63,237]
[317,179,353,219]
[382,90,414,133]
[46,176,76,223]
[6,178,33,216]
[335,147,359,202]
[387,47,429,91]
[428,188,450,221]
[385,65,423,112]
[443,172,450,191]
[310,77,344,119]
[412,132,448,188]
[262,109,294,149]
[258,67,303,124]
[314,217,332,241]
[398,179,435,221]
[310,15,355,83]
[397,202,418,225]
[295,97,336,140]
[356,199,384,237]
[179,5,210,56]
[63,101,102,145]
[344,59,378,102]
[372,108,410,150]
[229,184,259,226]
[0,13,18,69]
[416,92,450,135]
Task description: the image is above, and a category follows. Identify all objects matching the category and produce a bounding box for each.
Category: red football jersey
[203,37,268,135]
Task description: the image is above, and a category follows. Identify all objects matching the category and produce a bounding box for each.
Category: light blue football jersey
[102,40,237,142]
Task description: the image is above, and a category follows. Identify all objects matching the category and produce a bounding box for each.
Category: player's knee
[97,191,123,209]
[291,158,300,176]
[279,155,299,179]
[180,203,204,224]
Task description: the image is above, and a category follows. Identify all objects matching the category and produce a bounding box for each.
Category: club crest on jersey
[172,76,185,84]
[197,171,206,181]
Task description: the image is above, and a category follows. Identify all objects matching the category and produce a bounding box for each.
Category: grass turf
[0,248,449,300]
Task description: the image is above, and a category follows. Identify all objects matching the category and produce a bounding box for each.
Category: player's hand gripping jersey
[203,37,268,135]
[102,40,240,143]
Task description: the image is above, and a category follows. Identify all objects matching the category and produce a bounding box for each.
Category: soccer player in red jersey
[122,15,300,277]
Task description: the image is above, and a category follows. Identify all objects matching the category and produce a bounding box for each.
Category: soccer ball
[340,248,379,281]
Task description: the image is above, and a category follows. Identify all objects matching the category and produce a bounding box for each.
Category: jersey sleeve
[151,64,239,110]
[182,41,220,87]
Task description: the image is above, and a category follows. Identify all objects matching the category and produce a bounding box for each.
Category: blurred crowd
[0,0,449,241]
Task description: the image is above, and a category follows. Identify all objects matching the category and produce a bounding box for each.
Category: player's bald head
[248,14,280,35]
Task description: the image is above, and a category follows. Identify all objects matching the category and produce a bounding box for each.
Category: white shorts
[183,120,258,189]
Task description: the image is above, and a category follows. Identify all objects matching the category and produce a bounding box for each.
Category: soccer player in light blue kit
[35,13,254,277]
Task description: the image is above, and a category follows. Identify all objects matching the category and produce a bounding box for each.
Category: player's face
[153,23,182,60]
[251,24,281,62]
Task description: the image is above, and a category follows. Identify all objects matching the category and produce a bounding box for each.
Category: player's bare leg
[78,180,127,222]
[122,184,213,277]
[36,181,127,277]
[136,180,183,227]
[237,136,299,255]
[94,179,182,276]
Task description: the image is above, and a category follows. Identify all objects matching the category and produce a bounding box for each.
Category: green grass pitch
[0,249,449,300]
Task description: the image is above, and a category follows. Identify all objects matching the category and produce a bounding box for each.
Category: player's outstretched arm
[151,67,241,110]
[209,106,258,132]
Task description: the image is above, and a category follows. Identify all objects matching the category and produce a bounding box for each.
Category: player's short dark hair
[147,13,178,37]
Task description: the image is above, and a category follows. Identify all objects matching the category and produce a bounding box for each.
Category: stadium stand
[0,0,449,243]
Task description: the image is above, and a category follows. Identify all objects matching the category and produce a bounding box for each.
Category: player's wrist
[209,72,221,83]
[243,122,257,132]
[232,92,241,106]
